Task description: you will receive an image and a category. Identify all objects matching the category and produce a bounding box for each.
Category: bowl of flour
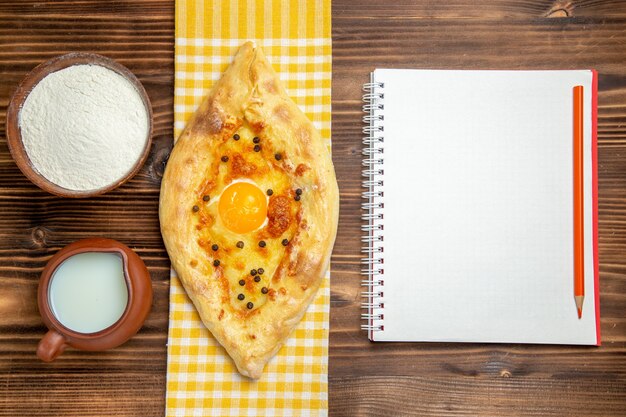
[6,53,153,198]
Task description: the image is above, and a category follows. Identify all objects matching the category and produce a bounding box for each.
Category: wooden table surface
[1,1,626,415]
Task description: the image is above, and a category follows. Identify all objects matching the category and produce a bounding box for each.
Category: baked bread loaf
[159,41,339,378]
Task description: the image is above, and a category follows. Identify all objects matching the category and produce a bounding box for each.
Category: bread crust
[159,42,339,379]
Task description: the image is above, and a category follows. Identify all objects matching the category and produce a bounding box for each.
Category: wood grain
[1,0,626,416]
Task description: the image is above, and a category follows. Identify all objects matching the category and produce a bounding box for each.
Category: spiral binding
[360,81,385,335]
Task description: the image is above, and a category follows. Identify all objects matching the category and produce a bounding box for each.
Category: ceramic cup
[36,238,152,362]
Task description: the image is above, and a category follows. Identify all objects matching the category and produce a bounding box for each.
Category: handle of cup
[37,329,67,362]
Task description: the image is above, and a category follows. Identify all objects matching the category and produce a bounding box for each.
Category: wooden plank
[329,376,626,416]
[0,1,173,415]
[328,3,626,415]
[332,0,626,18]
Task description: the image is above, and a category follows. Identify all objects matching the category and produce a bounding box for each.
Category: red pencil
[573,85,584,319]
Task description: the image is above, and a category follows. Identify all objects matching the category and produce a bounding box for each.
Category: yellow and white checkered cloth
[166,1,331,416]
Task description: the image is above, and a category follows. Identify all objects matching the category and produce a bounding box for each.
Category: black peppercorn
[275,153,282,161]
[239,279,245,286]
[233,134,240,140]
[295,188,303,195]
[211,244,218,251]
[203,195,210,202]
[221,155,229,162]
[213,259,220,267]
[254,144,261,152]
[294,195,301,201]
[261,287,269,294]
[282,239,289,246]
[254,276,261,283]
[238,293,245,300]
[258,268,264,275]
[247,302,254,309]
[192,205,199,212]
[259,240,266,248]
[236,241,244,249]
[253,136,260,144]
[250,269,258,276]
[266,189,273,196]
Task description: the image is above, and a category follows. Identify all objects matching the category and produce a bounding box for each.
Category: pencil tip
[575,296,584,319]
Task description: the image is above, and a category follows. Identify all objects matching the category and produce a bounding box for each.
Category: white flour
[19,64,149,191]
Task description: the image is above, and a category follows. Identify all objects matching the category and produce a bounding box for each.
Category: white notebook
[361,69,600,345]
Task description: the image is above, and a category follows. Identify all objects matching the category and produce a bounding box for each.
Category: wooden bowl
[5,53,153,198]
